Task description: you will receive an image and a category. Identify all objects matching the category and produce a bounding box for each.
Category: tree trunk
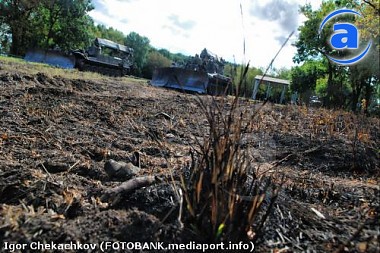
[351,80,361,112]
[325,60,334,108]
[10,26,23,56]
[9,13,32,56]
[364,77,373,115]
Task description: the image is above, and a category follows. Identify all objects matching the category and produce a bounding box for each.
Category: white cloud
[89,0,323,68]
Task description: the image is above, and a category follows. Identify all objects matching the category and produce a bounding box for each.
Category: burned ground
[0,61,379,252]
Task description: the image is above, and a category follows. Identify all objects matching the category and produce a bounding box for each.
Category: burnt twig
[100,176,159,205]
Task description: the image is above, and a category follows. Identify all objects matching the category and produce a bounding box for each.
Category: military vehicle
[24,38,134,76]
[151,48,231,95]
[72,38,134,76]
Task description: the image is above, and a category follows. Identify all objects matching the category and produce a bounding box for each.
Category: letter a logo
[330,23,358,49]
[319,9,372,65]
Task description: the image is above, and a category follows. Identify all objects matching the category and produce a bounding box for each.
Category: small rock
[165,133,175,139]
[104,159,140,180]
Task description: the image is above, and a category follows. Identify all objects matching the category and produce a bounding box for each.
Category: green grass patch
[0,55,143,84]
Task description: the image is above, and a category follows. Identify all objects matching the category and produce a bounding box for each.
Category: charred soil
[0,61,379,252]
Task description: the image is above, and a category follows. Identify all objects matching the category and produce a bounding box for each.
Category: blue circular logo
[319,9,372,65]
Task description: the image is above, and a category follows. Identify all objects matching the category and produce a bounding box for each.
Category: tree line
[0,0,379,113]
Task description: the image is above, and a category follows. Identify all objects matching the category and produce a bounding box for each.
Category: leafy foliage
[34,0,94,51]
[142,49,172,79]
[356,0,380,43]
[294,0,379,111]
[224,63,263,98]
[0,0,39,55]
[291,60,326,94]
[157,48,188,65]
[0,0,94,55]
[125,32,151,76]
[89,24,126,45]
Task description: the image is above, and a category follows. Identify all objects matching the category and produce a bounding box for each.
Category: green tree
[352,0,380,112]
[348,47,379,111]
[0,0,94,55]
[142,49,172,78]
[157,50,188,66]
[224,63,263,97]
[125,32,151,76]
[273,67,292,80]
[290,60,326,104]
[356,0,380,42]
[157,48,171,59]
[316,76,328,97]
[0,0,40,55]
[32,0,94,52]
[91,24,125,44]
[294,0,358,107]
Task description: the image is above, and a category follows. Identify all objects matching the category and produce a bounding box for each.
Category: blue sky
[89,0,322,69]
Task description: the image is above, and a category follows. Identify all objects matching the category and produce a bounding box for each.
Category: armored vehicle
[72,38,134,76]
[151,48,231,95]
